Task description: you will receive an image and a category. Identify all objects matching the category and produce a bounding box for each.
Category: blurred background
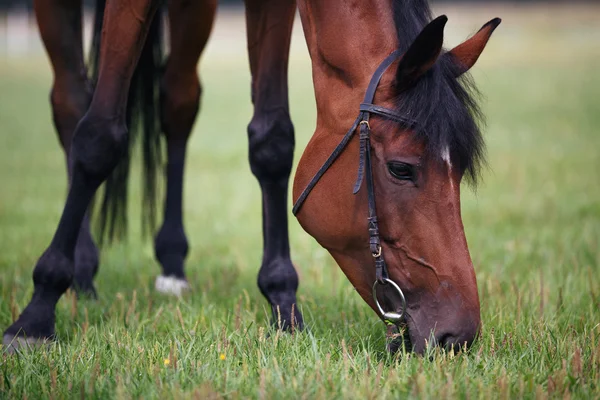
[0,1,599,397]
[1,0,598,57]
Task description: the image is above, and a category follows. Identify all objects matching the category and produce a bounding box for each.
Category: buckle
[371,245,382,258]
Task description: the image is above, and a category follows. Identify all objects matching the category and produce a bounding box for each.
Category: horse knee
[248,108,295,182]
[160,73,201,139]
[71,114,128,182]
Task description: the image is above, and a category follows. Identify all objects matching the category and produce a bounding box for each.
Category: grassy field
[1,5,599,399]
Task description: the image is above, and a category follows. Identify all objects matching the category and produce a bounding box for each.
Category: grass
[1,5,599,399]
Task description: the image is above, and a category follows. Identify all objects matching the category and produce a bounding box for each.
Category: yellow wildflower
[164,359,170,366]
[219,353,226,361]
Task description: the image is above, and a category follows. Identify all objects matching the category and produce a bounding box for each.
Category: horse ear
[396,15,448,91]
[444,18,501,77]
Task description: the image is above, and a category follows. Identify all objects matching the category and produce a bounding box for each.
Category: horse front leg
[34,0,98,297]
[244,0,303,331]
[3,0,160,352]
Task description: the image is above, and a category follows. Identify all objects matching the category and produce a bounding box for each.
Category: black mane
[391,0,486,185]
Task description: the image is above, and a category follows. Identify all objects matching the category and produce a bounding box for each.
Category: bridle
[293,50,415,325]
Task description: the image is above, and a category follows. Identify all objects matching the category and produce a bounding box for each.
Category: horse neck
[298,0,399,133]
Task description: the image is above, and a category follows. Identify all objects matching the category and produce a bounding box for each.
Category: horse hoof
[155,275,189,297]
[73,283,98,299]
[3,334,50,354]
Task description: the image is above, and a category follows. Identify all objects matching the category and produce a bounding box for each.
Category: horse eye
[387,162,414,181]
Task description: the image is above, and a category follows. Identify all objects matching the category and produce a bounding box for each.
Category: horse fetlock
[71,115,128,180]
[248,108,295,181]
[33,248,74,296]
[257,258,299,302]
[154,225,188,278]
[155,225,189,260]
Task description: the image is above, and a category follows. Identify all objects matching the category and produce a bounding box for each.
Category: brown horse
[3,0,499,354]
[293,2,500,353]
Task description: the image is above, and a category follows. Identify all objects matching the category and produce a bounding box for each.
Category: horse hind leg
[3,0,161,353]
[244,0,304,331]
[153,0,217,296]
[34,0,99,297]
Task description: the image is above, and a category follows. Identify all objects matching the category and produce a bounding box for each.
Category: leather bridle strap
[360,119,388,282]
[359,103,417,125]
[292,49,414,283]
[293,50,409,214]
[291,115,361,216]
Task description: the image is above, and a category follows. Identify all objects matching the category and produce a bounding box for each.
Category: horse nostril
[437,330,476,352]
[436,312,480,352]
[438,333,460,351]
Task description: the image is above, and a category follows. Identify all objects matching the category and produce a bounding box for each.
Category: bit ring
[373,278,406,324]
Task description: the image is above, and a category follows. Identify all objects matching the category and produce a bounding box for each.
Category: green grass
[1,8,599,399]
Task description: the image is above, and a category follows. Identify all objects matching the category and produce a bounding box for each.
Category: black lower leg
[154,70,200,283]
[65,149,98,298]
[249,108,304,331]
[154,141,189,280]
[4,171,100,343]
[3,248,73,341]
[53,89,99,297]
[62,129,100,298]
[62,144,99,298]
[3,115,127,344]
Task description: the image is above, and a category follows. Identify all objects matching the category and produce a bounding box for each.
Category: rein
[293,50,415,325]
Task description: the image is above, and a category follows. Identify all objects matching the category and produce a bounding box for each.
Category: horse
[3,0,499,355]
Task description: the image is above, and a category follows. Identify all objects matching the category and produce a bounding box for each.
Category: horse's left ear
[444,18,501,76]
[395,15,448,91]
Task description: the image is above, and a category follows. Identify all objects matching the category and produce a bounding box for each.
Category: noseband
[293,50,414,325]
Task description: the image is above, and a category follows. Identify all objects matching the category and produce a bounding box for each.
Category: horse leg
[153,0,217,296]
[244,0,303,331]
[34,0,98,297]
[3,0,160,352]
